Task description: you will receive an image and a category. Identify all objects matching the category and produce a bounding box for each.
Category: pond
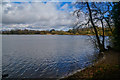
[2,35,99,78]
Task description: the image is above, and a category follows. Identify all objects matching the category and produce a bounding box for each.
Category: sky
[2,2,79,31]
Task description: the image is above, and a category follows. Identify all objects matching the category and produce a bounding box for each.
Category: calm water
[2,35,98,78]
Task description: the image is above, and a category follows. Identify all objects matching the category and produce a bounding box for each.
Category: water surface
[2,35,98,78]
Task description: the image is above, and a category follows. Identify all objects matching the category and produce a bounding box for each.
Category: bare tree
[73,2,113,52]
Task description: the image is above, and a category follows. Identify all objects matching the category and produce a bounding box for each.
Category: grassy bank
[60,50,120,80]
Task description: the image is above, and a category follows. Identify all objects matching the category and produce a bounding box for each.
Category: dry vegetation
[60,50,120,80]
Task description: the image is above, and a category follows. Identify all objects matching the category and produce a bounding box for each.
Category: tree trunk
[104,18,113,33]
[100,19,105,51]
[86,2,103,52]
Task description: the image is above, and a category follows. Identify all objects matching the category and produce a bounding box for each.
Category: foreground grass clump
[60,50,120,80]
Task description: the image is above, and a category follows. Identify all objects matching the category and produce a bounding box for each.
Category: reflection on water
[2,35,98,78]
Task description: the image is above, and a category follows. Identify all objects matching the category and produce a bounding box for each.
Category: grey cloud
[2,2,77,30]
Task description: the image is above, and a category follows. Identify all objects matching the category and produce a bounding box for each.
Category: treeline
[2,28,112,36]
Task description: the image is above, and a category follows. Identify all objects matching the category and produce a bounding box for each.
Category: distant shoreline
[2,27,113,36]
[1,34,111,37]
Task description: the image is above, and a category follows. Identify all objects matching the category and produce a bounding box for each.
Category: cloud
[2,2,77,30]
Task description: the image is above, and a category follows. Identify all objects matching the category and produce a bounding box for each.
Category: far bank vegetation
[2,27,113,36]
